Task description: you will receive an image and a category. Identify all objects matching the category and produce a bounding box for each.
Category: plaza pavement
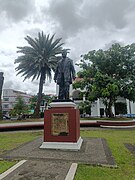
[0,136,116,180]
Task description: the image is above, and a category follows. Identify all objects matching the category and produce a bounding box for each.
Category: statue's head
[62,49,70,58]
[0,72,3,76]
[62,50,67,58]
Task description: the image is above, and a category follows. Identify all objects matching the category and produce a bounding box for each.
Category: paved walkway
[1,160,71,180]
[0,120,97,128]
[1,120,135,131]
[0,137,116,180]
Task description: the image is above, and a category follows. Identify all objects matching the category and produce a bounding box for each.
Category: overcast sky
[0,0,135,95]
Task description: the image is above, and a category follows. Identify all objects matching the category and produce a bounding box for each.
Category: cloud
[41,0,84,38]
[41,0,133,39]
[24,28,43,37]
[82,0,132,29]
[1,63,14,68]
[1,0,135,96]
[0,0,36,23]
[103,40,125,50]
[3,80,14,89]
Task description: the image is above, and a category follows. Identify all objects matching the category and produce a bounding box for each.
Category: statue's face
[62,51,67,58]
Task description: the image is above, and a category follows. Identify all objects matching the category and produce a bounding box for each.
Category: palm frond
[15,31,64,82]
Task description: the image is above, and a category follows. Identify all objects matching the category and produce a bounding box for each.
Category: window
[4,90,8,95]
[3,111,8,115]
[3,104,9,108]
[4,98,9,101]
[40,100,45,106]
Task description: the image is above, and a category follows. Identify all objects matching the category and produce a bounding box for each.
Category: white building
[2,89,32,115]
[56,83,135,117]
[72,89,135,117]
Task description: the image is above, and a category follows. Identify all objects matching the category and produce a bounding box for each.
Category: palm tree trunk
[33,68,45,118]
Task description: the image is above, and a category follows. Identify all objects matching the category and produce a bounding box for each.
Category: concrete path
[1,120,135,131]
[0,121,44,128]
[0,120,97,128]
[2,160,71,180]
[0,137,116,180]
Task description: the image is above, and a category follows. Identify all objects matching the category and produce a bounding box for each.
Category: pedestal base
[41,101,83,150]
[40,137,83,151]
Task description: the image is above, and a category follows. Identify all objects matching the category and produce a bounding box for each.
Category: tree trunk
[105,107,108,117]
[104,100,108,117]
[33,69,45,118]
[108,98,114,118]
[103,98,115,118]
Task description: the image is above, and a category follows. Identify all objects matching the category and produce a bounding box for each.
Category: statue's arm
[54,65,58,82]
[70,60,76,80]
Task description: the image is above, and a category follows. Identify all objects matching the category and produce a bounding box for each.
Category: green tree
[29,94,55,111]
[10,96,28,118]
[15,32,63,118]
[79,101,91,115]
[74,43,135,117]
[29,95,38,110]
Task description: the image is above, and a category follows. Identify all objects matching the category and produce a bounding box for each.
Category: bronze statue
[54,50,76,100]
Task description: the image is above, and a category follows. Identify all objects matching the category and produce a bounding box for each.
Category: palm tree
[15,32,64,117]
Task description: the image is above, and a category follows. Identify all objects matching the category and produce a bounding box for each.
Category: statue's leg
[58,73,65,99]
[65,82,70,99]
[58,85,64,99]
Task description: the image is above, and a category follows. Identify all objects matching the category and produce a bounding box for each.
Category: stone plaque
[51,113,69,136]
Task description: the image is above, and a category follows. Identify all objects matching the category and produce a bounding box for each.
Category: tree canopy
[74,43,135,117]
[10,96,29,117]
[29,94,55,110]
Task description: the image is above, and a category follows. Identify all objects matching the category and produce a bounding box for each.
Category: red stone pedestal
[40,102,83,150]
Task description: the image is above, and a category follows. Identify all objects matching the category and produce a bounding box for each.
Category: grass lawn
[0,130,135,179]
[75,130,135,180]
[0,160,17,174]
[0,131,43,174]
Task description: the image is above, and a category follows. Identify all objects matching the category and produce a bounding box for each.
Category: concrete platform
[40,137,83,150]
[0,136,116,180]
[1,137,116,167]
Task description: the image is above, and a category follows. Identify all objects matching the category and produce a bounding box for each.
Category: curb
[65,163,78,180]
[100,125,135,128]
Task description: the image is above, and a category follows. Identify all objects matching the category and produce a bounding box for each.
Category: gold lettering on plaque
[51,113,69,136]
